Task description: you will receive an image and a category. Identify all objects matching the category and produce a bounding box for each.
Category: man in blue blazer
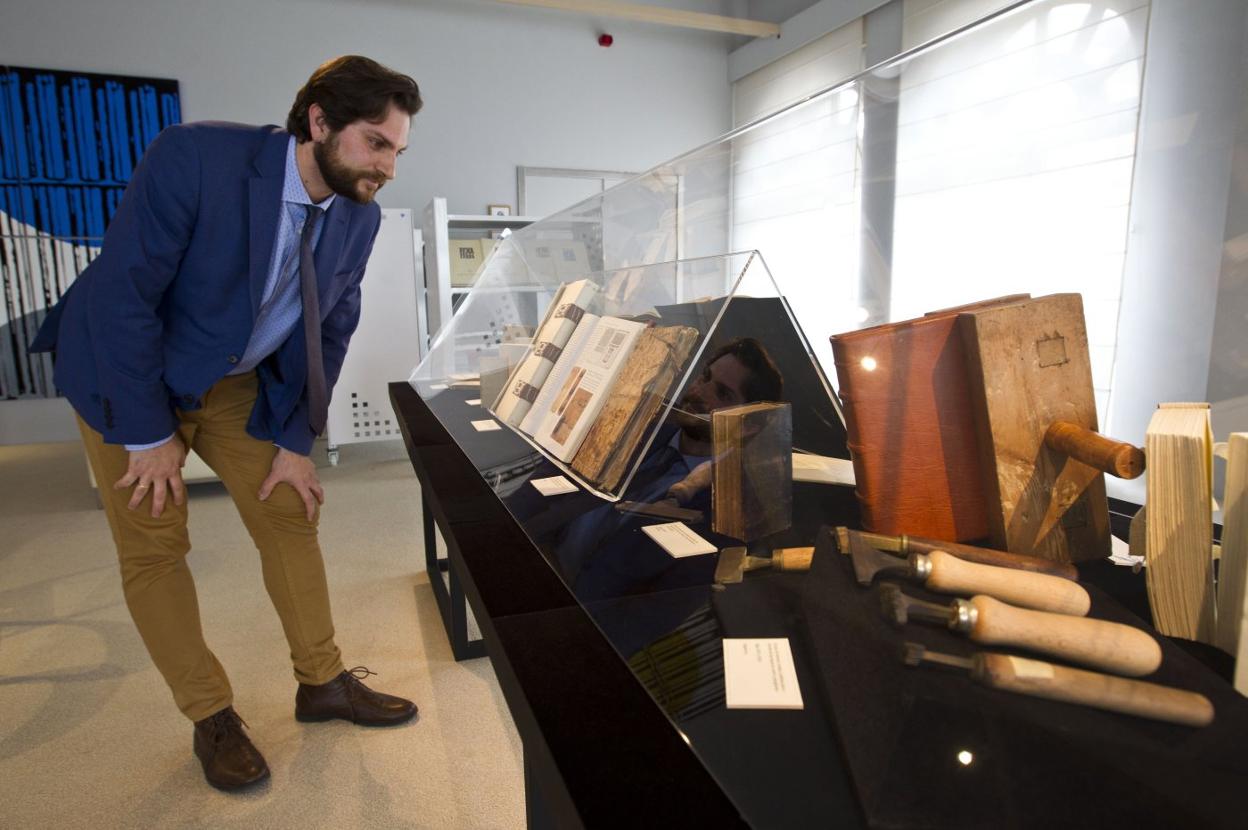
[31,56,422,791]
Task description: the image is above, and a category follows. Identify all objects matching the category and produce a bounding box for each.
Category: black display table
[390,381,750,828]
[390,381,1247,829]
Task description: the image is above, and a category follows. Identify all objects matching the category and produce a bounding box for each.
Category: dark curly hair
[705,337,784,402]
[287,55,422,142]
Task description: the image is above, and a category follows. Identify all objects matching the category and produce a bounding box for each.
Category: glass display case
[403,0,1248,826]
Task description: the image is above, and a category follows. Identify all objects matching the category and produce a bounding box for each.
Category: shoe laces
[202,708,249,745]
[341,666,378,697]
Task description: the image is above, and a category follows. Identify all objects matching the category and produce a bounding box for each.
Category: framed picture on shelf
[487,204,512,216]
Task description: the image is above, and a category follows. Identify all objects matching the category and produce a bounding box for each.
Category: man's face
[313,103,410,204]
[675,353,751,439]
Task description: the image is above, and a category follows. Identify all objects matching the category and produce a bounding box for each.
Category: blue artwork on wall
[0,65,181,398]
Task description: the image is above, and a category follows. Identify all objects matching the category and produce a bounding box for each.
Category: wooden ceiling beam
[488,0,781,39]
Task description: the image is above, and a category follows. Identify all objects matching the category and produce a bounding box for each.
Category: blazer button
[227,354,239,364]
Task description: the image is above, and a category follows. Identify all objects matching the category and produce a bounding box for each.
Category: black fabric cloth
[800,531,1248,829]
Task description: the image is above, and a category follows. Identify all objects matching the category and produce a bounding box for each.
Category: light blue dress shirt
[126,137,335,451]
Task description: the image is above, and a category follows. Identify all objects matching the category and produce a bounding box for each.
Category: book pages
[493,279,598,426]
[519,312,601,436]
[534,316,646,462]
[1144,403,1215,642]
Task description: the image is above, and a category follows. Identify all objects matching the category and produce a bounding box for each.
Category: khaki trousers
[78,371,344,722]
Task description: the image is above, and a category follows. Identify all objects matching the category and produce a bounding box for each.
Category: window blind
[892,0,1151,416]
[730,21,865,372]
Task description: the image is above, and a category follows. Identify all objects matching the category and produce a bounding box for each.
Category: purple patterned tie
[300,205,328,435]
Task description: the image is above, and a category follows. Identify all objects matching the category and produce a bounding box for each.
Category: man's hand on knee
[115,439,188,517]
[259,448,324,521]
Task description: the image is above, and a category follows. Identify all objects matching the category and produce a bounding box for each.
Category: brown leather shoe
[192,707,270,791]
[295,666,418,727]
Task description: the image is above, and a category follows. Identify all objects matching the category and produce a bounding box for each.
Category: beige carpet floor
[0,439,524,829]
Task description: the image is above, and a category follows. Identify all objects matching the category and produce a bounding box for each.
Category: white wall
[0,0,735,443]
[1107,0,1247,502]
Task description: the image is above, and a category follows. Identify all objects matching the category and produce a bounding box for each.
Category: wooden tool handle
[667,460,712,503]
[1044,420,1145,479]
[975,653,1213,727]
[968,595,1162,676]
[773,547,814,572]
[902,535,1078,580]
[924,550,1091,616]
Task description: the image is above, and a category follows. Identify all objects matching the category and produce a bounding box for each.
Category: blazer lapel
[247,131,290,317]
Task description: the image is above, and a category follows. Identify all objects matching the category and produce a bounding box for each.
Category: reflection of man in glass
[668,337,785,472]
[554,337,784,600]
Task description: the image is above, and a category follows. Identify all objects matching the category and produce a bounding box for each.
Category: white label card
[466,398,482,406]
[471,419,501,432]
[723,638,804,710]
[641,522,717,558]
[430,383,448,391]
[531,475,578,496]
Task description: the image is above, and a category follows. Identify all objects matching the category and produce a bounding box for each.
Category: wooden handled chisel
[834,526,1078,580]
[882,585,1161,676]
[902,642,1213,727]
[832,527,1091,615]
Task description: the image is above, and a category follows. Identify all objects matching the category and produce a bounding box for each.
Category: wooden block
[958,294,1110,563]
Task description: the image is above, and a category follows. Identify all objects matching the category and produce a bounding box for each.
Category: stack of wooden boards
[1144,404,1215,642]
[831,293,1142,564]
[1143,412,1248,669]
[491,278,699,492]
[1223,433,1248,692]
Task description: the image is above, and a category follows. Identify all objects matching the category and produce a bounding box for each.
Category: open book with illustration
[490,278,700,493]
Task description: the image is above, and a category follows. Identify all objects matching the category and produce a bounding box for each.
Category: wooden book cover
[711,402,792,541]
[1145,403,1215,642]
[570,324,698,490]
[829,297,1025,542]
[958,293,1109,562]
[1218,433,1248,691]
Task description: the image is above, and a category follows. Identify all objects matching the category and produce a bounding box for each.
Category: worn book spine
[570,325,699,490]
[1144,403,1215,643]
[711,402,793,541]
[831,313,989,542]
[493,280,598,426]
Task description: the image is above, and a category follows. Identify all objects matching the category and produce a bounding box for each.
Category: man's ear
[307,102,328,141]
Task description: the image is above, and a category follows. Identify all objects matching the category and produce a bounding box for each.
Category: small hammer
[822,526,1091,616]
[714,546,814,585]
[880,585,1161,676]
[902,642,1212,728]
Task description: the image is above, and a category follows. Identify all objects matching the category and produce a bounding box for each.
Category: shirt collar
[284,136,336,211]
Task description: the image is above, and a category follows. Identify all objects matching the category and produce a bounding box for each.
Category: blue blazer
[31,122,382,455]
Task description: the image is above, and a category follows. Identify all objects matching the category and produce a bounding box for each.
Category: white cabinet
[421,197,538,342]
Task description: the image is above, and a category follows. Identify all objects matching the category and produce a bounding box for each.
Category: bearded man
[31,55,422,791]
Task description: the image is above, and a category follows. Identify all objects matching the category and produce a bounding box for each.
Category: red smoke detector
[598,33,614,47]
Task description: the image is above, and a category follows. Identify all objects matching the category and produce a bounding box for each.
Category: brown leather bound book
[830,296,1027,542]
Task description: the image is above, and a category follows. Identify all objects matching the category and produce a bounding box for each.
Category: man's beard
[313,133,385,204]
[672,394,712,442]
